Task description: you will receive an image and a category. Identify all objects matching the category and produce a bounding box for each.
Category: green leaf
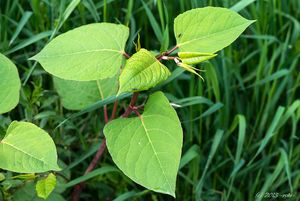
[0,173,5,181]
[104,91,183,197]
[178,52,217,65]
[36,173,57,199]
[174,7,255,53]
[14,181,65,201]
[31,23,129,81]
[118,49,171,94]
[53,74,118,110]
[0,53,21,114]
[0,121,60,173]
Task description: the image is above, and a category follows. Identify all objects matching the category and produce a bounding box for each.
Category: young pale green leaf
[104,91,183,197]
[31,23,129,81]
[36,173,57,199]
[177,62,204,80]
[174,7,255,53]
[53,74,118,110]
[0,53,21,114]
[14,181,65,201]
[0,121,60,173]
[118,49,170,94]
[178,52,217,64]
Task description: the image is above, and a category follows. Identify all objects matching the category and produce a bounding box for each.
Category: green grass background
[0,0,299,200]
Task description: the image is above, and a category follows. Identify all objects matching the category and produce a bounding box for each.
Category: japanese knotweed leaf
[118,49,170,94]
[53,74,118,110]
[36,173,56,199]
[31,23,129,81]
[174,7,255,53]
[104,91,183,197]
[0,53,21,114]
[0,121,60,173]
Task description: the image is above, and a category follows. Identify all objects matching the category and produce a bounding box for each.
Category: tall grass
[0,0,299,200]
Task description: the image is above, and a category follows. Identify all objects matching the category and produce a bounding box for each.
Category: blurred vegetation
[0,0,299,200]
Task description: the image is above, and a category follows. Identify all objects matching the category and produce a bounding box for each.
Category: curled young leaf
[178,52,217,65]
[177,62,204,80]
[118,49,170,94]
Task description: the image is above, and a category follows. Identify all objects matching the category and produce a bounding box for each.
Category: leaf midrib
[120,58,160,91]
[177,21,253,48]
[0,140,55,169]
[35,49,122,59]
[139,115,173,193]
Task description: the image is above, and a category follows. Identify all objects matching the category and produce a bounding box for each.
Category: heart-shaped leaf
[118,49,170,94]
[0,53,21,114]
[53,74,118,110]
[31,23,129,81]
[174,7,255,53]
[104,91,183,197]
[0,121,60,173]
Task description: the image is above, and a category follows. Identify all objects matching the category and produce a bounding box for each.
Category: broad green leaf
[174,7,255,53]
[0,53,21,114]
[118,49,170,94]
[53,74,118,110]
[104,91,183,197]
[36,173,57,199]
[0,121,60,173]
[31,23,129,81]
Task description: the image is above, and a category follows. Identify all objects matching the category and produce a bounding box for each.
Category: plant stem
[104,105,109,123]
[123,52,130,59]
[71,93,139,201]
[122,92,139,117]
[84,139,107,174]
[110,100,119,121]
[156,46,178,60]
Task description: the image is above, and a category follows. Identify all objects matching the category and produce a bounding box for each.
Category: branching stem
[71,92,139,201]
[156,46,178,60]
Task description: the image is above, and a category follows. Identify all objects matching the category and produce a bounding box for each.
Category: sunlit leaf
[0,53,21,114]
[31,23,129,81]
[104,91,183,197]
[118,49,170,94]
[174,7,255,53]
[0,121,60,173]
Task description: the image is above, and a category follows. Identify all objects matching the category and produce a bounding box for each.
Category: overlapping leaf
[53,74,118,110]
[31,23,129,81]
[0,53,21,114]
[118,49,170,94]
[104,91,183,196]
[0,121,60,173]
[174,7,255,53]
[36,173,57,199]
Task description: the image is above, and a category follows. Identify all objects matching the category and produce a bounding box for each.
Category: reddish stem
[110,101,118,121]
[122,92,139,117]
[156,46,178,60]
[123,52,130,59]
[71,93,139,201]
[84,139,107,174]
[104,105,109,123]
